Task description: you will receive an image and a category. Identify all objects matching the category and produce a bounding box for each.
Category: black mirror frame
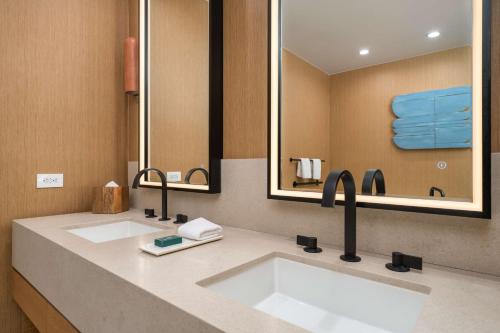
[267,0,491,218]
[139,0,223,194]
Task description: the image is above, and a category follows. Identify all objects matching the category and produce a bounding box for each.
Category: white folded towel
[177,218,223,241]
[297,158,312,179]
[311,159,322,180]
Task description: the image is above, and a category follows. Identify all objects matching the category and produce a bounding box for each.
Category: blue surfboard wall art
[392,86,472,150]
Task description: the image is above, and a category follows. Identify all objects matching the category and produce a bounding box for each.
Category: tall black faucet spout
[361,169,386,196]
[322,170,361,262]
[132,168,170,221]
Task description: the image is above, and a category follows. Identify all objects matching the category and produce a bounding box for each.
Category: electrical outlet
[37,174,64,188]
[166,171,181,182]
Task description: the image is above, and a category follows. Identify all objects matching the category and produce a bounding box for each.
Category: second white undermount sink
[201,254,429,333]
[67,220,163,243]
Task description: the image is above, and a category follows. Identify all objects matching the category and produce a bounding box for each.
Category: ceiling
[282,0,473,75]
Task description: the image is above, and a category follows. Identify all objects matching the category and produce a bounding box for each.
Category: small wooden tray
[140,235,223,256]
[92,186,129,214]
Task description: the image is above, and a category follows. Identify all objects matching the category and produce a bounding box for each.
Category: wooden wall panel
[0,1,128,332]
[222,0,268,158]
[281,50,331,191]
[149,0,209,184]
[329,48,473,199]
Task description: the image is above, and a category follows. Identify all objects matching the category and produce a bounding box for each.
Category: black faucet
[429,186,445,198]
[361,169,386,196]
[322,170,361,262]
[386,252,423,272]
[132,168,171,221]
[184,167,209,185]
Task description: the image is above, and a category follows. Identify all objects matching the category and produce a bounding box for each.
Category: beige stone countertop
[12,210,500,333]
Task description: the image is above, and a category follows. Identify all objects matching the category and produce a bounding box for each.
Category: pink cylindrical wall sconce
[124,37,138,95]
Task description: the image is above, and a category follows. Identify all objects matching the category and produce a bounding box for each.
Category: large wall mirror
[139,0,222,193]
[269,0,491,217]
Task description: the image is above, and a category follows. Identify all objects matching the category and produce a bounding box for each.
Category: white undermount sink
[201,254,429,333]
[67,220,163,243]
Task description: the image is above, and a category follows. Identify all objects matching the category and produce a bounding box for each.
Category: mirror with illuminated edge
[267,0,491,218]
[138,0,223,193]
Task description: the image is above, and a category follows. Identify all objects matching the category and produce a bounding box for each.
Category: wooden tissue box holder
[92,186,129,214]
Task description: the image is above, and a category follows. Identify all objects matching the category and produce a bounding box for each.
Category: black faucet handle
[174,214,188,224]
[296,235,322,253]
[145,208,157,218]
[429,186,446,197]
[386,252,422,272]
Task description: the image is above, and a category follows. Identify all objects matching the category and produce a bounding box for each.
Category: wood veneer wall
[329,47,473,199]
[0,1,129,332]
[280,47,474,198]
[222,0,268,158]
[281,49,331,191]
[149,0,209,184]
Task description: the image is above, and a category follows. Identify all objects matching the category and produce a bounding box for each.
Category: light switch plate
[37,174,64,188]
[166,171,181,182]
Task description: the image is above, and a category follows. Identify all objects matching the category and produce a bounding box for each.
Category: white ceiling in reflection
[282,0,473,74]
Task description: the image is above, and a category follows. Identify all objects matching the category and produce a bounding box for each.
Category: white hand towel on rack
[311,159,322,180]
[177,218,223,241]
[297,158,312,179]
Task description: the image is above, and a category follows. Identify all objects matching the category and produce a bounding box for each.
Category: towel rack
[290,158,325,162]
[293,180,323,188]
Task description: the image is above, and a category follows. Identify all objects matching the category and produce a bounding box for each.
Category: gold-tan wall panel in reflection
[150,0,209,185]
[282,47,472,200]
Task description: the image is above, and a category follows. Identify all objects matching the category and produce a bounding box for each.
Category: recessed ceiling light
[359,48,370,56]
[427,31,441,39]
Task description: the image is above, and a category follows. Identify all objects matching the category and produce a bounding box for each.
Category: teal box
[155,235,182,248]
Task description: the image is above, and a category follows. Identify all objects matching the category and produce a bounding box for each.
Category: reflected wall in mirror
[150,0,209,186]
[139,0,223,193]
[269,0,491,217]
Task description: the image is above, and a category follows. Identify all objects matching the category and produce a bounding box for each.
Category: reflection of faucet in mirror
[321,170,361,263]
[185,167,209,185]
[361,169,386,196]
[132,168,171,221]
[429,187,446,198]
